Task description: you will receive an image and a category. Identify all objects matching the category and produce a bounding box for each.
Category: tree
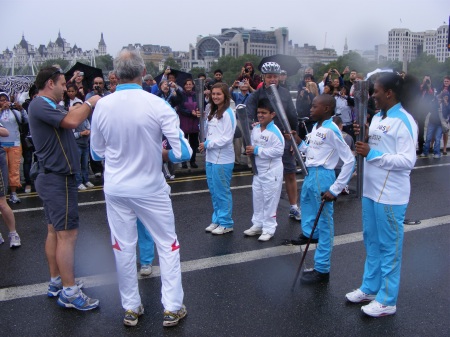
[190,67,207,79]
[39,59,69,71]
[164,57,180,70]
[95,55,113,72]
[144,61,159,77]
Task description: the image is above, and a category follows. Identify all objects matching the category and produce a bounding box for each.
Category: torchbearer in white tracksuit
[90,49,192,328]
[200,83,236,236]
[346,73,418,318]
[243,98,284,242]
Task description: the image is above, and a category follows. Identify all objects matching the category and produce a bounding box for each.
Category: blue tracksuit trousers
[300,166,335,274]
[137,218,155,265]
[206,162,234,228]
[360,197,406,306]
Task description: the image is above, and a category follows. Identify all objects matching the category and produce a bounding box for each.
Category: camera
[94,85,101,91]
[79,72,84,76]
[425,79,431,85]
[244,68,249,73]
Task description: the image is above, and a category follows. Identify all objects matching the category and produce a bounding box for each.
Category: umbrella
[65,62,104,88]
[258,54,301,76]
[154,69,192,87]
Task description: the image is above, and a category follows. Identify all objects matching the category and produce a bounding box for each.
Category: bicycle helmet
[260,62,281,74]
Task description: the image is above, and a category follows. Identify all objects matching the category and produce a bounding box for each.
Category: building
[388,25,450,62]
[291,43,338,66]
[183,27,290,71]
[121,44,187,72]
[0,32,108,72]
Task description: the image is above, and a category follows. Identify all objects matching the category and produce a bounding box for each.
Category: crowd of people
[0,49,448,327]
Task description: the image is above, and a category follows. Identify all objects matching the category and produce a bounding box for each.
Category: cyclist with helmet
[245,62,301,222]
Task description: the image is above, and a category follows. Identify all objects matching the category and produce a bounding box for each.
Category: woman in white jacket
[199,83,236,235]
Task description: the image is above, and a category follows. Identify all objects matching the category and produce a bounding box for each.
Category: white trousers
[251,165,283,234]
[105,185,183,311]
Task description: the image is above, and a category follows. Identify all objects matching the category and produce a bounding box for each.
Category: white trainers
[258,233,273,241]
[8,232,21,248]
[361,300,396,317]
[78,183,87,190]
[243,226,263,236]
[24,185,32,193]
[345,289,376,303]
[140,264,152,276]
[85,181,95,188]
[0,232,4,244]
[211,226,233,235]
[205,223,219,232]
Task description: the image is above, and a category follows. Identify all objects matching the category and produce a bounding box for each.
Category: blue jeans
[206,162,234,228]
[423,122,442,155]
[75,146,89,185]
[137,219,155,265]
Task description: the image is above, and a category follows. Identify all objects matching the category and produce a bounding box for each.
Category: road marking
[11,162,450,213]
[0,215,448,302]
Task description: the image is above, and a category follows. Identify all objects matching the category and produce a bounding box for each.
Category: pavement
[0,153,449,336]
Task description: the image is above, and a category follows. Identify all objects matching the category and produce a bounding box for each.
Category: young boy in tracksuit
[243,98,285,242]
[293,94,355,284]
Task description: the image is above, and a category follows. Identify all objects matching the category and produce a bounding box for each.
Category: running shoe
[211,226,233,235]
[57,289,99,311]
[205,223,219,232]
[361,300,396,317]
[9,192,21,204]
[123,304,144,327]
[345,289,376,303]
[289,207,301,221]
[140,264,152,276]
[243,226,263,236]
[8,232,21,248]
[163,304,187,327]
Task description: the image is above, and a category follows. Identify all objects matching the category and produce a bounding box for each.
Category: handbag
[438,104,449,133]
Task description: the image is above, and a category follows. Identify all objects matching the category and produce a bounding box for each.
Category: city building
[0,32,108,73]
[291,43,338,66]
[183,27,290,71]
[388,24,449,62]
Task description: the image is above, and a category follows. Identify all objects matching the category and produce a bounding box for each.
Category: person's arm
[0,123,9,137]
[60,95,101,129]
[255,127,285,159]
[328,131,356,197]
[362,122,417,171]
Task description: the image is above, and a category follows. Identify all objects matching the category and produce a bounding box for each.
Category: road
[0,156,449,336]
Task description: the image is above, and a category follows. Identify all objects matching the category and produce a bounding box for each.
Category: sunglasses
[44,68,63,83]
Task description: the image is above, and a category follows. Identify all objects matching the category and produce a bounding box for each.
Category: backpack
[11,109,32,149]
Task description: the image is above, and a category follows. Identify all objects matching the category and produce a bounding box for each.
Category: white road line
[1,215,448,302]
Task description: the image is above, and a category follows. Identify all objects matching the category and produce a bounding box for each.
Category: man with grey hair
[90,49,192,327]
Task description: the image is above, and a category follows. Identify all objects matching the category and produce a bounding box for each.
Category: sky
[2,0,449,57]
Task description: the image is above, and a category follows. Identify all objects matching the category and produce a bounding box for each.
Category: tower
[98,33,107,55]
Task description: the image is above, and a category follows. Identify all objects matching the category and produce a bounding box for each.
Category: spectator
[28,66,101,311]
[90,49,190,327]
[212,69,225,86]
[142,74,157,94]
[230,80,252,165]
[200,83,236,235]
[420,94,443,158]
[237,62,261,91]
[334,86,355,140]
[108,71,119,93]
[0,92,27,204]
[63,83,83,110]
[85,77,110,100]
[438,76,450,155]
[67,70,88,100]
[0,122,21,248]
[177,78,200,169]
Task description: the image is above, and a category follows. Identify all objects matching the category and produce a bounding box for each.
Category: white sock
[290,205,298,210]
[63,285,79,297]
[51,275,61,283]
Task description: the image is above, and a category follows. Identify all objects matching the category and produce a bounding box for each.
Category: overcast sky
[3,0,449,57]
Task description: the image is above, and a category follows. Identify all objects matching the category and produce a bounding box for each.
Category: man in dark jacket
[246,62,301,221]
